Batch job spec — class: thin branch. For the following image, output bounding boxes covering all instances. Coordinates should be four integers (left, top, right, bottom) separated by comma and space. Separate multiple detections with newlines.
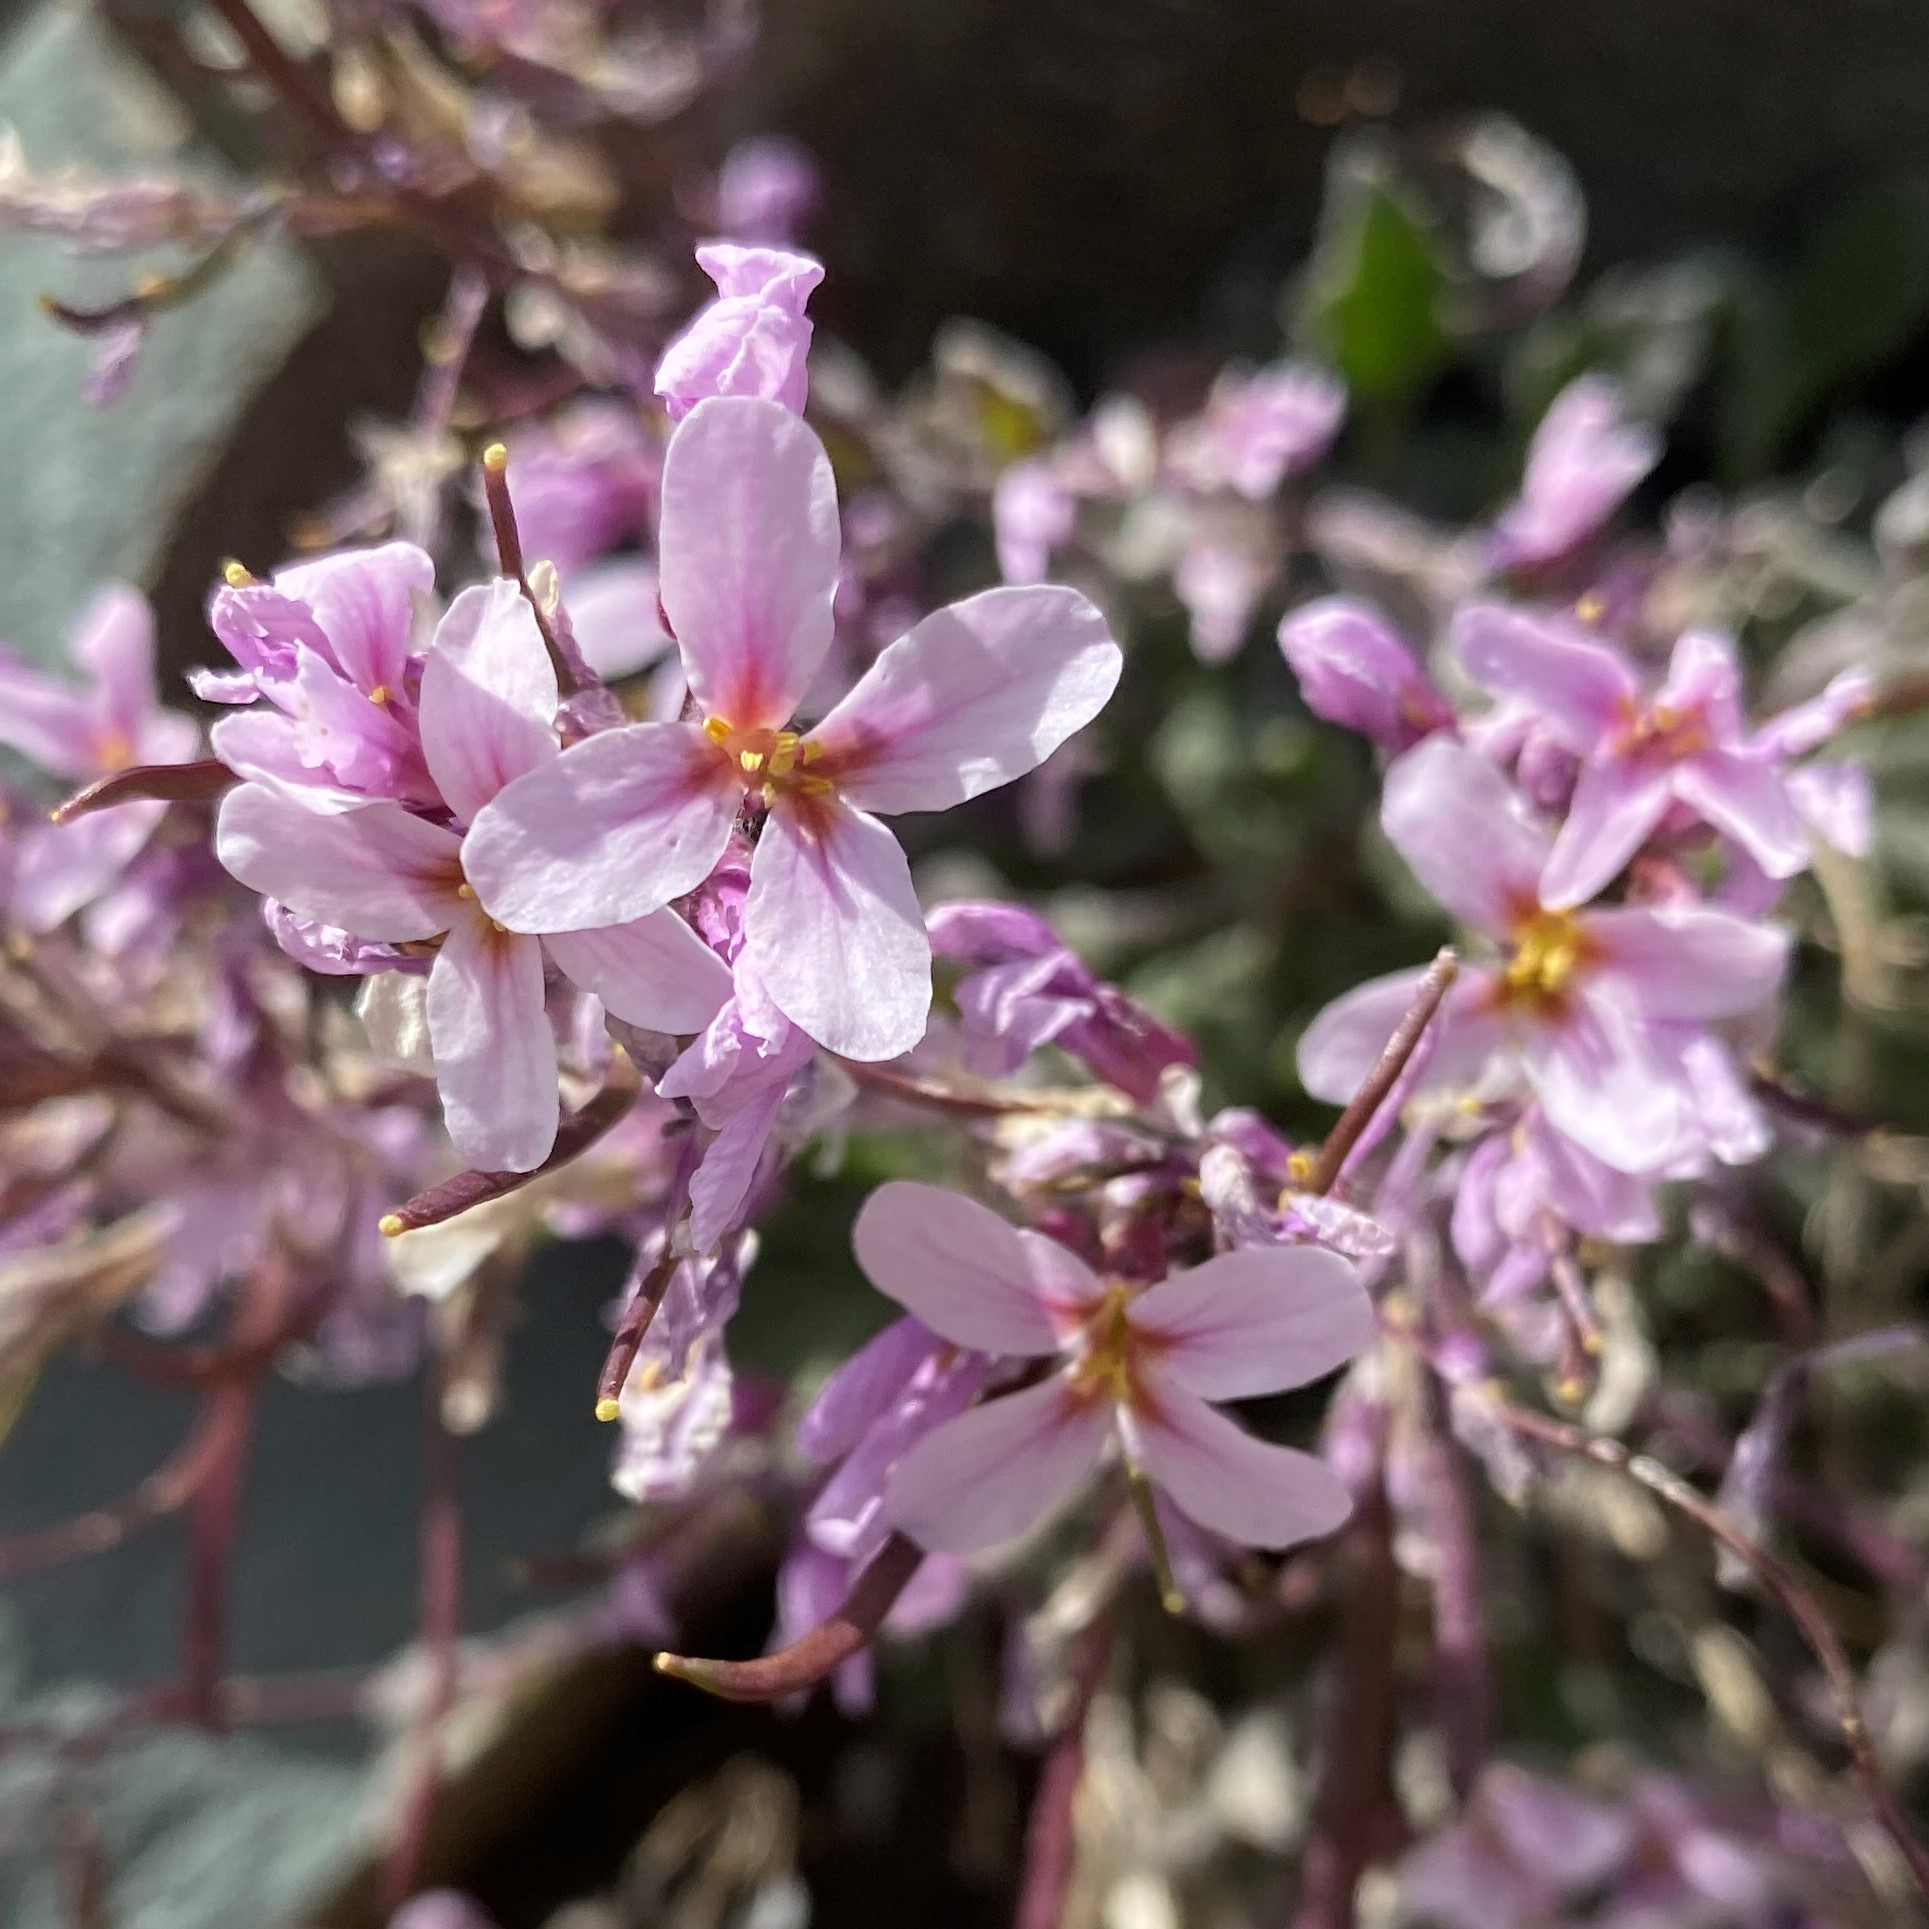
1419, 1373, 1490, 1802
594, 1247, 679, 1422
380, 1053, 641, 1235
1013, 1610, 1114, 1929
1305, 948, 1457, 1197
479, 443, 587, 695
380, 1375, 464, 1915
181, 1383, 256, 1727
654, 1532, 924, 1703
1494, 1399, 1929, 1903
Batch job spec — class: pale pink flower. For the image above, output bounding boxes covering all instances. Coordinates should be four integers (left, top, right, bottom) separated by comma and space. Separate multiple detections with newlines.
1165, 359, 1346, 501
1489, 374, 1659, 571
200, 542, 439, 813
0, 585, 198, 930
462, 396, 1122, 1061
654, 244, 823, 422
851, 1181, 1372, 1555
1298, 736, 1788, 1175
216, 580, 729, 1171
1455, 604, 1812, 907
716, 136, 821, 247
1277, 595, 1453, 753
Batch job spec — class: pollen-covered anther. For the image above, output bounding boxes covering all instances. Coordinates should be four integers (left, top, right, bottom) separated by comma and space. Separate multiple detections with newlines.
367, 684, 392, 706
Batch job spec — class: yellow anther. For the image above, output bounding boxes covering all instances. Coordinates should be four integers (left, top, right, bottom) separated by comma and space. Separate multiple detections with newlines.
798, 774, 835, 798
767, 732, 799, 778
222, 559, 255, 588
799, 739, 822, 764
1574, 590, 1606, 624
761, 781, 778, 807
1285, 1149, 1315, 1186
456, 882, 475, 899
378, 1212, 405, 1238
593, 1395, 621, 1423
702, 716, 732, 745
367, 683, 391, 706
1504, 908, 1584, 1002
481, 441, 510, 475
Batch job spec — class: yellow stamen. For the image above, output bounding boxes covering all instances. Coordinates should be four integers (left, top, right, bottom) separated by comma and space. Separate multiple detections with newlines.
593, 1395, 621, 1423
378, 1212, 405, 1238
1574, 590, 1606, 624
367, 684, 391, 706
702, 716, 732, 745
1504, 907, 1585, 1002
739, 748, 765, 773
456, 882, 475, 899
1285, 1149, 1315, 1186
1127, 1460, 1186, 1616
797, 774, 834, 798
222, 559, 256, 589
481, 441, 509, 475
799, 739, 822, 764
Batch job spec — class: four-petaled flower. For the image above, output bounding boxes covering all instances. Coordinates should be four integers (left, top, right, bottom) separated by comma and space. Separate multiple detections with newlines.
849, 1181, 1373, 1555
216, 579, 729, 1171
1299, 736, 1788, 1174
1455, 605, 1811, 907
460, 395, 1122, 1062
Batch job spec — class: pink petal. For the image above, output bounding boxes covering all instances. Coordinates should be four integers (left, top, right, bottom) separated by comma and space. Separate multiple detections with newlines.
1382, 736, 1550, 935
461, 722, 739, 933
207, 710, 371, 814
1587, 903, 1789, 1022
1673, 750, 1810, 880
10, 809, 160, 932
745, 797, 930, 1060
1128, 1247, 1373, 1401
1123, 1372, 1353, 1549
1519, 987, 1685, 1174
426, 914, 557, 1172
420, 580, 558, 823
885, 1376, 1109, 1554
1297, 968, 1503, 1105
543, 909, 733, 1032
1538, 755, 1672, 909
852, 1180, 1090, 1356
657, 397, 839, 731
273, 543, 433, 698
214, 783, 462, 939
0, 643, 97, 777
68, 585, 157, 743
686, 1079, 788, 1251
1452, 602, 1635, 754
813, 586, 1122, 815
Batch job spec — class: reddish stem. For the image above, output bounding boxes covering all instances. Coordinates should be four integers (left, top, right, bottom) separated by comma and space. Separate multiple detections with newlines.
380, 1380, 464, 1914
182, 1382, 257, 1728
1496, 1400, 1929, 1904
380, 1054, 641, 1235
594, 1248, 679, 1422
50, 759, 235, 824
654, 1532, 924, 1703
1012, 1612, 1114, 1929
1305, 948, 1457, 1197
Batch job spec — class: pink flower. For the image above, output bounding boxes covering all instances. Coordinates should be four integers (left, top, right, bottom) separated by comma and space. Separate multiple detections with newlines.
461, 396, 1122, 1062
992, 457, 1076, 584
1277, 595, 1453, 752
215, 579, 730, 1171
1489, 374, 1659, 571
1298, 736, 1788, 1174
1166, 359, 1346, 501
653, 244, 824, 422
0, 585, 198, 930
716, 136, 821, 247
1455, 604, 1812, 907
849, 1180, 1373, 1555
200, 542, 439, 813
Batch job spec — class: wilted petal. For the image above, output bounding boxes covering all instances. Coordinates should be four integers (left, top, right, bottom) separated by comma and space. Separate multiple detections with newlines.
657, 397, 839, 730
462, 723, 739, 933
814, 587, 1120, 815
886, 1376, 1108, 1554
1297, 968, 1503, 1105
1673, 749, 1810, 880
1452, 602, 1635, 753
1125, 1373, 1353, 1549
1128, 1247, 1373, 1401
686, 1082, 788, 1251
852, 1179, 1087, 1355
426, 914, 557, 1172
745, 797, 930, 1060
273, 542, 433, 698
215, 783, 461, 939
543, 909, 732, 1032
1588, 903, 1789, 1021
1538, 755, 1671, 909
420, 580, 558, 822
1382, 736, 1550, 935
1521, 988, 1684, 1174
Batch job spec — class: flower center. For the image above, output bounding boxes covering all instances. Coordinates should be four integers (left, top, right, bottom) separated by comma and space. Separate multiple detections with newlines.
1499, 907, 1592, 1016
1617, 700, 1708, 763
702, 717, 834, 804
1067, 1282, 1139, 1406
